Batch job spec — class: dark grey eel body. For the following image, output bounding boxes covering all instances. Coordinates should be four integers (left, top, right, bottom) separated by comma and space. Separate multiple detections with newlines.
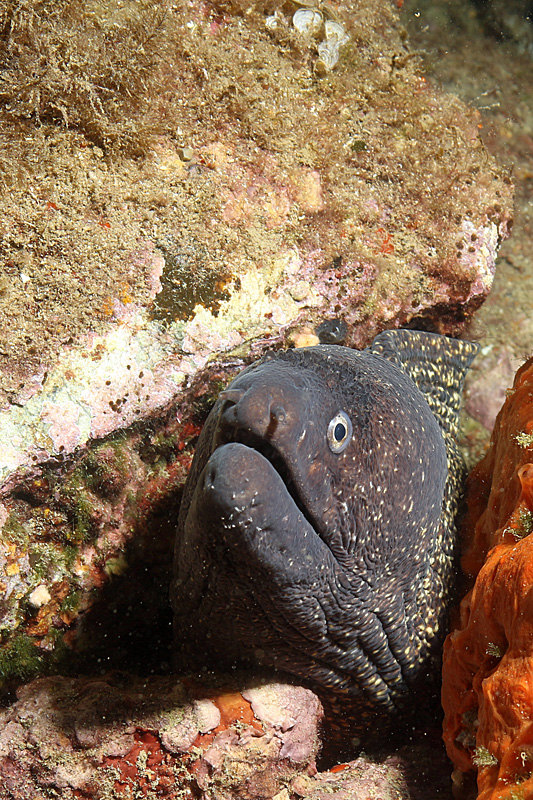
171, 330, 478, 730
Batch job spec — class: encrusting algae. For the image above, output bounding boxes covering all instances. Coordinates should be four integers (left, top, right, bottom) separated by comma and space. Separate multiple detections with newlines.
442, 355, 533, 800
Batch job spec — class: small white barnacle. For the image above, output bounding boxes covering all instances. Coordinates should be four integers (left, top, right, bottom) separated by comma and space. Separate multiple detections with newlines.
327, 410, 352, 453
293, 7, 323, 36
265, 14, 278, 29
324, 18, 349, 45
265, 10, 283, 29
314, 19, 349, 74
314, 40, 340, 75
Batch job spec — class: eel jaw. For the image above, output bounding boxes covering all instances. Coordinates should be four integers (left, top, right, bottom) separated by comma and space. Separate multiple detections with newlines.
186, 442, 414, 713
201, 441, 323, 584
212, 429, 320, 526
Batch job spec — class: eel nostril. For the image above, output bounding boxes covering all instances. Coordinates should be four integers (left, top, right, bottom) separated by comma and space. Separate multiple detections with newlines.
219, 388, 246, 426
221, 403, 238, 425
218, 388, 286, 438
265, 402, 286, 438
270, 404, 286, 423
219, 389, 246, 404
205, 460, 217, 490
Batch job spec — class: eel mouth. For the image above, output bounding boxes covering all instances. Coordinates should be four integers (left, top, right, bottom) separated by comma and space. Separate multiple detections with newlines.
217, 427, 321, 537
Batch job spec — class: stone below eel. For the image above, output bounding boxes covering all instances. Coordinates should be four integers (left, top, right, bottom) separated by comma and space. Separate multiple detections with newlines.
171, 329, 478, 740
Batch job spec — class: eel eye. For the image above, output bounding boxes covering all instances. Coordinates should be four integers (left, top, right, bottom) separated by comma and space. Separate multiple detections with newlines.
327, 411, 352, 453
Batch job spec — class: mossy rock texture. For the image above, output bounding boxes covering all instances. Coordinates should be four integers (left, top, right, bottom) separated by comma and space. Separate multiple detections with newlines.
0, 0, 512, 689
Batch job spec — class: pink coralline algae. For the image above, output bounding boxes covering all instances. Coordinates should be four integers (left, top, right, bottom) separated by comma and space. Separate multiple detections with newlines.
0, 675, 322, 800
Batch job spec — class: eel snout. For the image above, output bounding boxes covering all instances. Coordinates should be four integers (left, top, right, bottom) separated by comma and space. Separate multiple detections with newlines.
215, 362, 313, 448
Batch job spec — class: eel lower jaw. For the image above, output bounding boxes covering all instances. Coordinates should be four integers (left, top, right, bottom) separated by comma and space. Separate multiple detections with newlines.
202, 440, 310, 534
199, 442, 335, 587
212, 428, 328, 542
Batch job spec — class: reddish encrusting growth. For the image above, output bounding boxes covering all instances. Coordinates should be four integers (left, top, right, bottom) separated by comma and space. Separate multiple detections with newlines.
373, 227, 395, 255
442, 355, 533, 799
103, 730, 186, 798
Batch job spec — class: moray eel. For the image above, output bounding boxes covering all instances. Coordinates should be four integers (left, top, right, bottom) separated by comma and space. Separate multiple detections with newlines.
171, 329, 478, 729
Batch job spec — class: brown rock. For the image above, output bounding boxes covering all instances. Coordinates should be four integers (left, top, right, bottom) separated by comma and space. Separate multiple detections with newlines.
0, 674, 322, 800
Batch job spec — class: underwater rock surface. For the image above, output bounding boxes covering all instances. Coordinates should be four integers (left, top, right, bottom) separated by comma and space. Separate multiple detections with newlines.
0, 674, 322, 800
0, 0, 513, 427
0, 672, 452, 799
442, 355, 533, 799
0, 0, 513, 689
0, 0, 513, 478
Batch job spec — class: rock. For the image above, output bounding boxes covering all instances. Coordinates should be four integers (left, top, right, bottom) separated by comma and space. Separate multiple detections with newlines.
0, 672, 454, 799
464, 344, 522, 432
0, 0, 513, 473
293, 758, 412, 799
0, 675, 322, 800
442, 355, 533, 799
293, 741, 452, 799
0, 0, 512, 689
